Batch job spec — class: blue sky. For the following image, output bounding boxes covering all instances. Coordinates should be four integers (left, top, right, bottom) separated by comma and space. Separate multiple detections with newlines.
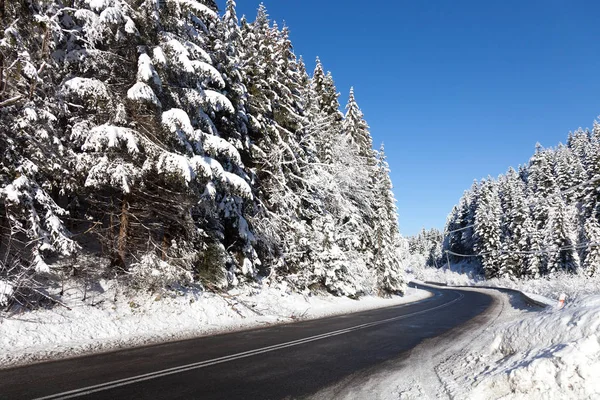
217, 0, 600, 236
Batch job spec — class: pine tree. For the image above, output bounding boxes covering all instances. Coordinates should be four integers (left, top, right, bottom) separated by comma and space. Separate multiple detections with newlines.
474, 179, 502, 278
545, 194, 580, 273
343, 87, 373, 158
0, 0, 77, 278
497, 168, 529, 277
0, 0, 409, 303
372, 144, 405, 294
583, 216, 600, 276
527, 145, 556, 274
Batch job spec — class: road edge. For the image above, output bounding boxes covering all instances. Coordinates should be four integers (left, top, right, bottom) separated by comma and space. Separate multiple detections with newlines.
0, 286, 433, 371
422, 281, 550, 309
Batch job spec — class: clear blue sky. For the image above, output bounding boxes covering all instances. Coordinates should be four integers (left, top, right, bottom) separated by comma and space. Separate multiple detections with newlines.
217, 0, 600, 236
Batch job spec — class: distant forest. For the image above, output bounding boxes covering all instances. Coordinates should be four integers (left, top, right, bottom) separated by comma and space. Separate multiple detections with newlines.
443, 126, 600, 279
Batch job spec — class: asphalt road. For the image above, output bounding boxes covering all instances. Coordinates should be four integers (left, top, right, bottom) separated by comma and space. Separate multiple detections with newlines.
0, 283, 494, 400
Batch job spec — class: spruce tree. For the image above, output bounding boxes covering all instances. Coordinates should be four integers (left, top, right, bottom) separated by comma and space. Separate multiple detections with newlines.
474, 179, 502, 278
372, 144, 404, 294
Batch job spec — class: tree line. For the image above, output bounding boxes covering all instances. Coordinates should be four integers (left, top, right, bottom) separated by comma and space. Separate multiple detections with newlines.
443, 124, 600, 279
0, 0, 404, 307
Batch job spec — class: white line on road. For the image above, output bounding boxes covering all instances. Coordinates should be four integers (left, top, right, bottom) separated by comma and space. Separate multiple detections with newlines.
35, 291, 464, 400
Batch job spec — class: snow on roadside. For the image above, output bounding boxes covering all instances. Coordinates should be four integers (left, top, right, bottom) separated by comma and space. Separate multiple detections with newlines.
402, 262, 600, 398
312, 286, 600, 400
0, 281, 431, 369
406, 258, 600, 303
467, 295, 600, 399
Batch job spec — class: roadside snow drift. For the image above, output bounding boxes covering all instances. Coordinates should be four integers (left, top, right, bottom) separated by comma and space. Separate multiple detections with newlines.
471, 295, 600, 399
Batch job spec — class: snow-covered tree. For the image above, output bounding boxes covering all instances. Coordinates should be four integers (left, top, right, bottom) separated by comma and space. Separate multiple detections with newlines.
0, 0, 409, 304
0, 0, 77, 280
372, 144, 405, 293
343, 87, 373, 158
474, 179, 502, 278
443, 116, 600, 280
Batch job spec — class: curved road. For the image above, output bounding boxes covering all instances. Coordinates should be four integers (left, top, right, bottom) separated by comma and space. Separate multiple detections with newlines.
0, 284, 493, 400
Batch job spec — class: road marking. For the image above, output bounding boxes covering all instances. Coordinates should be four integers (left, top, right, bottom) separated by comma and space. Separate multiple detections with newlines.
35, 291, 464, 400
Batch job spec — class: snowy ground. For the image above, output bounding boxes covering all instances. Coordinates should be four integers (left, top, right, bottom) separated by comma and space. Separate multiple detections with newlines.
335, 258, 600, 400
0, 280, 430, 369
311, 283, 600, 399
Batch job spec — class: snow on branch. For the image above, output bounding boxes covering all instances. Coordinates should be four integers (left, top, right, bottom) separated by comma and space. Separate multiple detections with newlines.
221, 171, 253, 199
84, 157, 140, 193
137, 53, 161, 87
156, 152, 197, 183
192, 62, 225, 88
127, 82, 161, 107
202, 133, 242, 165
204, 90, 234, 114
155, 153, 214, 184
61, 77, 110, 104
74, 123, 140, 154
161, 108, 201, 151
0, 280, 14, 307
168, 0, 218, 21
1, 174, 78, 261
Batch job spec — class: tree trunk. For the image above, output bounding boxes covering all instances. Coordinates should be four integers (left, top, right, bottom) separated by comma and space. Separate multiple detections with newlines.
117, 194, 129, 266
161, 229, 170, 261
0, 0, 5, 97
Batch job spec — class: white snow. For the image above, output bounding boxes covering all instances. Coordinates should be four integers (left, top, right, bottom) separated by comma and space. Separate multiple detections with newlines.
192, 61, 225, 88
61, 77, 109, 103
136, 53, 161, 86
127, 82, 161, 106
0, 282, 430, 368
202, 133, 242, 165
152, 46, 167, 66
0, 177, 26, 204
78, 124, 140, 154
467, 296, 600, 399
221, 171, 252, 199
99, 7, 124, 26
87, 0, 110, 11
188, 155, 214, 179
156, 152, 196, 183
162, 108, 196, 145
347, 259, 600, 400
21, 61, 38, 81
124, 16, 137, 34
84, 157, 138, 193
204, 90, 234, 113
169, 0, 217, 21
162, 38, 196, 73
0, 281, 13, 307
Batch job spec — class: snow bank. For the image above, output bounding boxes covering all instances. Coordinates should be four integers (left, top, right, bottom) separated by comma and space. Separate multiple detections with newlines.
0, 282, 430, 368
469, 295, 600, 399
